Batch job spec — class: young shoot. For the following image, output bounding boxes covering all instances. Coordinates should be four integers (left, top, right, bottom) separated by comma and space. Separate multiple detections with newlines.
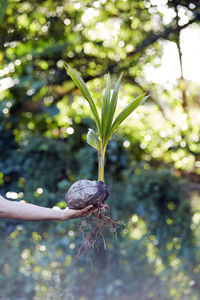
65, 64, 149, 182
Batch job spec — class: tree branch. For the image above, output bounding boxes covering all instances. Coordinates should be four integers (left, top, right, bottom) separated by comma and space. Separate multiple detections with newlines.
127, 16, 200, 57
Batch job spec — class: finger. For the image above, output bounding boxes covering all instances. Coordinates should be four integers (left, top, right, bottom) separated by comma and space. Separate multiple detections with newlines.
91, 207, 98, 214
83, 205, 93, 211
80, 205, 93, 215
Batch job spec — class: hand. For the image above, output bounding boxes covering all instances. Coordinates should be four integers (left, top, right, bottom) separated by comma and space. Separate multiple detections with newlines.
61, 205, 94, 221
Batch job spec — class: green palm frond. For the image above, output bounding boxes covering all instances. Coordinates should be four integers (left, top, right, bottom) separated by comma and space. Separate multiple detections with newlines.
101, 73, 111, 143
87, 129, 100, 151
104, 72, 123, 142
65, 63, 101, 134
105, 94, 148, 142
65, 64, 149, 181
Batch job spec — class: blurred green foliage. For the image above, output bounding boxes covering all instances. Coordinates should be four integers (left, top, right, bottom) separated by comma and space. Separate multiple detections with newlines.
1, 0, 200, 299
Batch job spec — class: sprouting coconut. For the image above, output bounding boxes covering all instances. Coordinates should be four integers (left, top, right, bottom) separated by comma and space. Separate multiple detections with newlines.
65, 180, 109, 210
64, 64, 149, 254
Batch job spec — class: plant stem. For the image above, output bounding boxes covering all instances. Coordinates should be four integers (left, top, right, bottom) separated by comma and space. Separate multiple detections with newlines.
98, 151, 104, 181
98, 146, 106, 182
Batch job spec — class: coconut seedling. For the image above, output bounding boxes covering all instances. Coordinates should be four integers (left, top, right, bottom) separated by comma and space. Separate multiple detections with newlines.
64, 64, 148, 253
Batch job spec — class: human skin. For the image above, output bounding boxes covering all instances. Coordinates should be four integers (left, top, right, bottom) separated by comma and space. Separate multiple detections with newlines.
0, 194, 93, 221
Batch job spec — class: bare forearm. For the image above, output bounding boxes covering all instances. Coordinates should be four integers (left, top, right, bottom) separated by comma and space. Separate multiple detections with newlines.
0, 194, 93, 221
0, 195, 65, 221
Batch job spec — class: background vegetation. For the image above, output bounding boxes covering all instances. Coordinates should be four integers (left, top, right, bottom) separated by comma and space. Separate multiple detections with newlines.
0, 0, 200, 299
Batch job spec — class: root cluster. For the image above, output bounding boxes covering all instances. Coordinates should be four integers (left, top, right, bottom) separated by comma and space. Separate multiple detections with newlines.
77, 204, 121, 258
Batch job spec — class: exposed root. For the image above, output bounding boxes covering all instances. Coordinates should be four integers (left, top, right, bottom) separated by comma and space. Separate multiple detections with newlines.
76, 204, 122, 259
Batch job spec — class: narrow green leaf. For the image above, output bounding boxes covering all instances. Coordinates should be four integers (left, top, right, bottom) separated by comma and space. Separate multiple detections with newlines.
106, 94, 149, 141
87, 128, 100, 151
101, 73, 111, 142
105, 73, 123, 139
65, 63, 101, 133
